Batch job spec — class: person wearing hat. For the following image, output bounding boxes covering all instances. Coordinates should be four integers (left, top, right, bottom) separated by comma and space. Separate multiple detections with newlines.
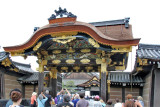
93, 95, 102, 107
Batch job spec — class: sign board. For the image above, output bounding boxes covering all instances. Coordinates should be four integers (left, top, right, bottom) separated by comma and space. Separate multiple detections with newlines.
85, 91, 90, 96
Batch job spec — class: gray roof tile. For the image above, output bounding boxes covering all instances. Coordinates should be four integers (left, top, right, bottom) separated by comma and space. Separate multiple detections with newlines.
13, 61, 34, 73
0, 52, 9, 61
18, 72, 39, 82
137, 44, 160, 60
109, 72, 143, 83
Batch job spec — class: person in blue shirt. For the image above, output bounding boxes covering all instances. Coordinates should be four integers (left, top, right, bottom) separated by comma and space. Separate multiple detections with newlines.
57, 95, 73, 107
71, 94, 79, 107
37, 92, 48, 107
137, 96, 144, 107
57, 89, 71, 105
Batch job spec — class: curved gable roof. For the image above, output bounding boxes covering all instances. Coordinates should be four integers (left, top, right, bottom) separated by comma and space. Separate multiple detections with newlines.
4, 18, 140, 52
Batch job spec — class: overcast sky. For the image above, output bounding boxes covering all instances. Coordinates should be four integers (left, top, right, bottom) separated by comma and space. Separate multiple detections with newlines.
0, 0, 159, 71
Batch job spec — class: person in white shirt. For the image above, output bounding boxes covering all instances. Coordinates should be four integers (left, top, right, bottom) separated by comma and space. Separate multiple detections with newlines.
114, 98, 122, 107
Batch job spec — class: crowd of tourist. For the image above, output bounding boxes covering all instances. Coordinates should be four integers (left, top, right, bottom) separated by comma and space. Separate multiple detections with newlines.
5, 88, 144, 107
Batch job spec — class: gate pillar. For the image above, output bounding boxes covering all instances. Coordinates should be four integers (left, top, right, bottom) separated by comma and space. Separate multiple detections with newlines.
100, 51, 107, 102
50, 68, 58, 98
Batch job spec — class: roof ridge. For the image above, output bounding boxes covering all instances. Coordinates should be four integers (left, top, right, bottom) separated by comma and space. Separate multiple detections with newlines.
89, 17, 130, 28
139, 43, 160, 50
12, 61, 31, 68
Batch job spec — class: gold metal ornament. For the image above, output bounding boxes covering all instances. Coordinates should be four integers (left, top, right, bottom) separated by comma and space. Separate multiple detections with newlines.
10, 51, 24, 56
93, 77, 98, 81
101, 61, 107, 73
85, 66, 93, 72
81, 49, 91, 53
115, 66, 125, 71
49, 71, 53, 78
107, 80, 111, 93
52, 50, 61, 54
53, 36, 76, 44
113, 62, 117, 65
111, 46, 132, 52
33, 41, 42, 51
41, 50, 48, 56
136, 67, 143, 72
66, 59, 75, 64
98, 66, 101, 71
61, 67, 68, 72
96, 59, 102, 64
102, 58, 106, 63
61, 67, 68, 70
52, 60, 61, 64
39, 62, 44, 73
50, 67, 58, 79
53, 70, 57, 79
66, 47, 75, 53
73, 66, 80, 72
42, 60, 47, 65
1, 58, 12, 67
10, 68, 19, 72
88, 38, 100, 48
80, 59, 90, 64
96, 49, 102, 54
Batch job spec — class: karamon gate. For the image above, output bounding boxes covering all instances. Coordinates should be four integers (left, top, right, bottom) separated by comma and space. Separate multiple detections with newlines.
3, 8, 140, 102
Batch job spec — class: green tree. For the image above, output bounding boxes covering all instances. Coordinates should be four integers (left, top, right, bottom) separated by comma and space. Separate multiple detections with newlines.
64, 81, 76, 94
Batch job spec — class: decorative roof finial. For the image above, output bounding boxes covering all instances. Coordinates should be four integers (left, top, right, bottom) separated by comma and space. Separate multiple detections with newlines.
48, 7, 77, 20
124, 17, 130, 28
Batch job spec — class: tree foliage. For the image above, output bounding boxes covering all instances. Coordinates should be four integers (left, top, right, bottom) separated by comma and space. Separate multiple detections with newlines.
62, 81, 76, 93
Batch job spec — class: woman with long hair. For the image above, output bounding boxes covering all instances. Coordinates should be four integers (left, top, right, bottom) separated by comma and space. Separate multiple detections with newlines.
124, 100, 135, 107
